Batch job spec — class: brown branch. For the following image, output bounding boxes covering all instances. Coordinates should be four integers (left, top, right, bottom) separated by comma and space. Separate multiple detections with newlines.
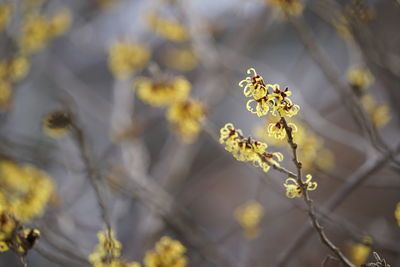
276, 143, 400, 266
280, 117, 354, 267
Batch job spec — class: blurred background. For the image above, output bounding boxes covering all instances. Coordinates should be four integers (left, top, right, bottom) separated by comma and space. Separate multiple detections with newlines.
0, 0, 399, 266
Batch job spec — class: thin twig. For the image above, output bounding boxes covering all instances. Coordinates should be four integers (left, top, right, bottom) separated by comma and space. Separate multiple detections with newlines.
276, 143, 400, 266
321, 255, 339, 267
280, 117, 354, 267
72, 123, 111, 231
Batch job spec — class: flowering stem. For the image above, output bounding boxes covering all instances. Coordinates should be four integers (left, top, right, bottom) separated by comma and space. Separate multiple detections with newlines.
280, 117, 355, 267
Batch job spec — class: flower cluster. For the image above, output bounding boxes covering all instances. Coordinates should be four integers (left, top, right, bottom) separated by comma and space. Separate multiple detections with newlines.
219, 123, 283, 172
108, 41, 150, 78
166, 98, 205, 142
0, 208, 41, 253
256, 117, 334, 171
0, 4, 70, 110
146, 12, 189, 43
136, 76, 191, 107
240, 68, 299, 118
265, 0, 304, 17
42, 111, 73, 138
19, 10, 72, 55
135, 71, 205, 142
144, 236, 188, 267
234, 200, 264, 239
283, 174, 317, 198
0, 161, 54, 223
89, 230, 140, 267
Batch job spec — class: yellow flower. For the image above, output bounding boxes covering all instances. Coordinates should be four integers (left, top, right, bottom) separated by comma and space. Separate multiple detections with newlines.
146, 12, 189, 43
266, 0, 304, 17
234, 200, 264, 240
283, 174, 317, 198
267, 120, 297, 140
395, 202, 400, 226
48, 8, 72, 37
349, 237, 372, 266
166, 98, 205, 142
256, 117, 334, 171
239, 68, 268, 100
89, 229, 140, 267
0, 80, 11, 110
0, 161, 54, 222
268, 84, 299, 117
360, 94, 391, 128
220, 123, 283, 172
0, 241, 8, 252
162, 47, 198, 71
0, 4, 11, 32
42, 111, 73, 138
347, 67, 374, 91
144, 236, 187, 267
19, 14, 51, 54
246, 97, 271, 117
108, 41, 150, 78
135, 76, 191, 107
240, 68, 299, 118
0, 56, 30, 82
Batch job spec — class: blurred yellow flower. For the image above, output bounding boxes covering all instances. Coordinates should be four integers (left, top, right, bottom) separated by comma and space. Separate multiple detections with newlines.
135, 76, 191, 107
234, 200, 264, 239
166, 98, 205, 142
347, 67, 374, 91
266, 0, 304, 17
360, 94, 391, 128
0, 161, 54, 222
0, 80, 11, 110
48, 8, 72, 37
146, 12, 189, 43
0, 4, 11, 32
108, 41, 150, 78
89, 229, 141, 267
19, 14, 51, 54
0, 56, 30, 82
349, 237, 372, 266
144, 236, 187, 267
163, 47, 198, 71
395, 202, 400, 226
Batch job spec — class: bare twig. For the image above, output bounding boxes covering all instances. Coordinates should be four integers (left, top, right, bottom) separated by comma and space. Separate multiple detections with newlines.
276, 143, 400, 266
280, 117, 354, 267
